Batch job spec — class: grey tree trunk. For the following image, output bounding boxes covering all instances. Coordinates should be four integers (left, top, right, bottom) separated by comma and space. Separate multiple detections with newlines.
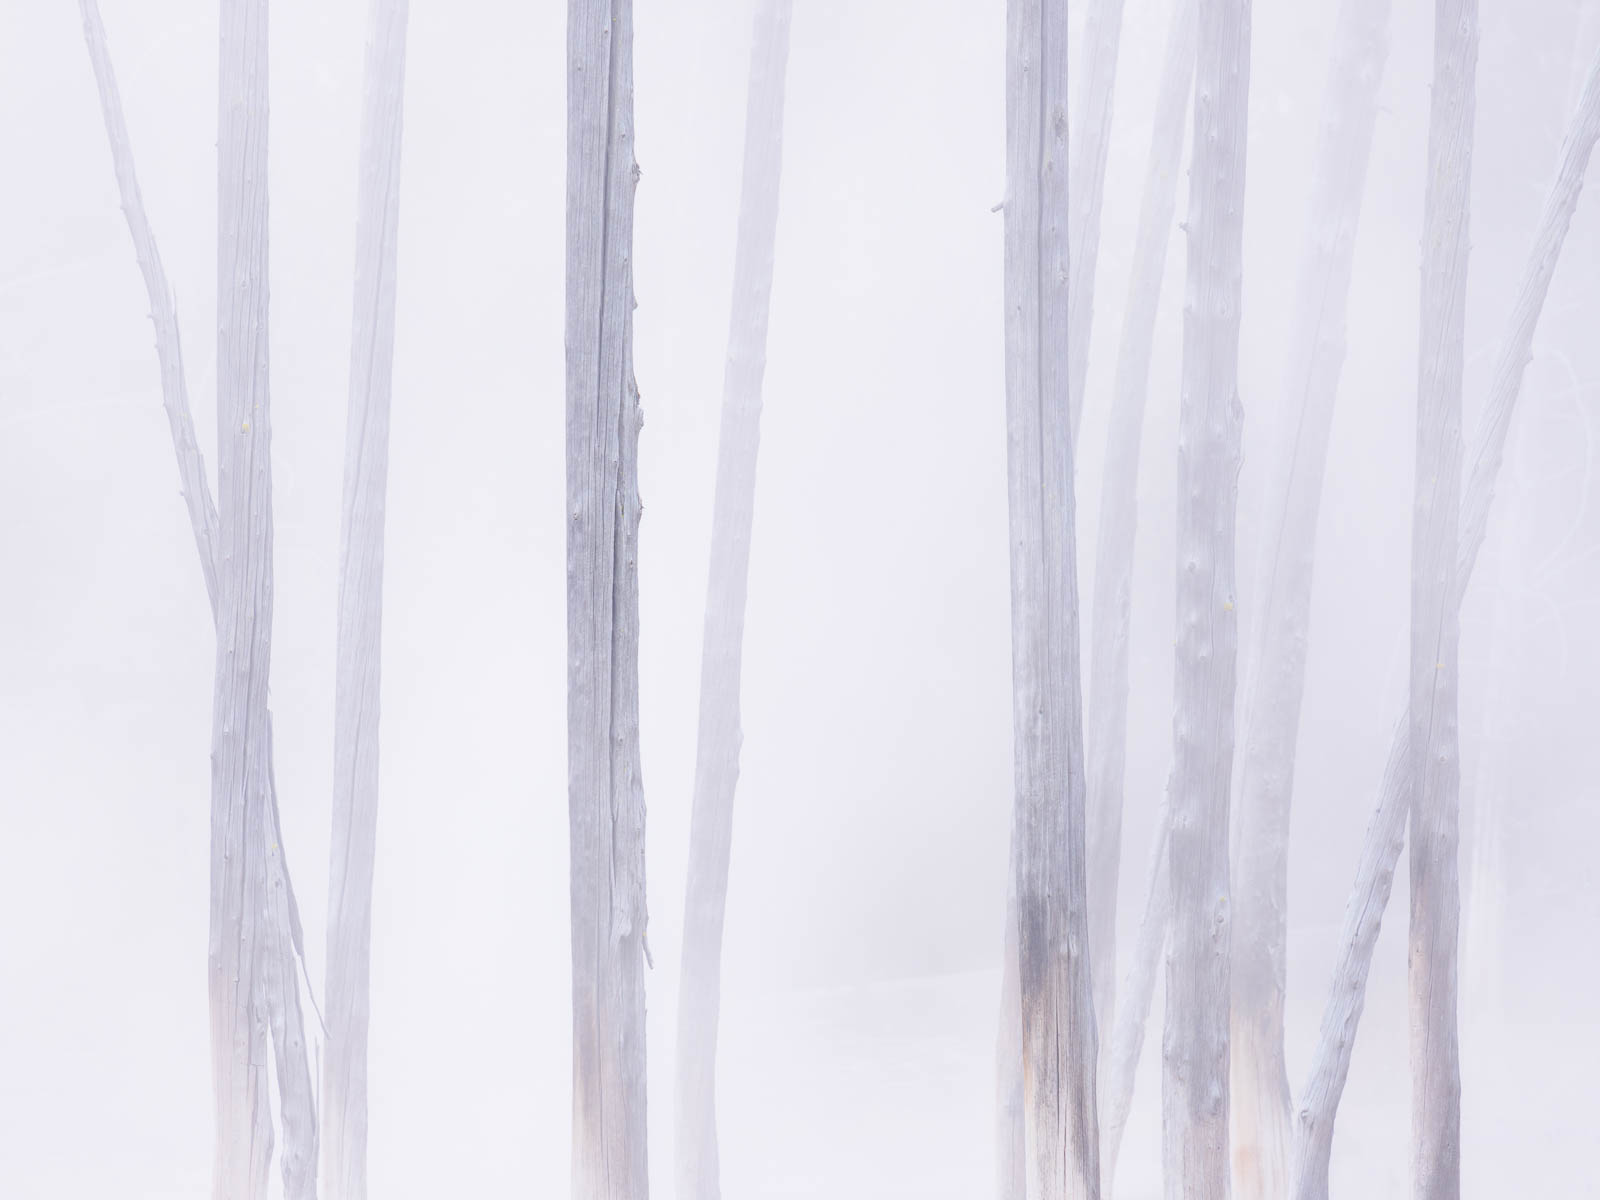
209, 2, 279, 1197
1002, 2, 1100, 1197
1227, 3, 1392, 1197
567, 2, 649, 1198
674, 6, 793, 1198
1163, 0, 1250, 1196
1408, 5, 1475, 1196
322, 4, 410, 1198
1290, 42, 1600, 1200
1083, 0, 1195, 1085
1065, 0, 1128, 439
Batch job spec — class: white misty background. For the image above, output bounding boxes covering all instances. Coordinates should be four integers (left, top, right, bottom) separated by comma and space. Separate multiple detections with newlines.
1, 2, 1597, 1198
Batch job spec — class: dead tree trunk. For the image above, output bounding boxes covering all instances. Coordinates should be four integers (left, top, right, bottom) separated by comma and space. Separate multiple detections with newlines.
322, 4, 410, 1198
1290, 41, 1600, 1200
1083, 0, 1195, 1090
674, 6, 793, 1198
1227, 3, 1392, 1197
1164, 0, 1251, 1196
1408, 5, 1475, 1196
567, 2, 649, 1198
1002, 1, 1100, 1195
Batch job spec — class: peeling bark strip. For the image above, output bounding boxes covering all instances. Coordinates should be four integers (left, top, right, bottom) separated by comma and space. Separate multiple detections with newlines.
1164, 0, 1250, 1197
1408, 4, 1474, 1197
322, 4, 410, 1198
567, 2, 649, 1198
1002, 2, 1101, 1197
1083, 0, 1195, 1097
1227, 2, 1392, 1196
209, 2, 278, 1198
674, 3, 793, 1199
1290, 42, 1600, 1200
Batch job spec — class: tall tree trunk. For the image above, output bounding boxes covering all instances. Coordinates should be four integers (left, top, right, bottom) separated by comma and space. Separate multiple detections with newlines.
1290, 42, 1600, 1200
1164, 0, 1250, 1197
1227, 3, 1392, 1197
1408, 5, 1475, 1197
1083, 0, 1195, 1088
1002, 2, 1100, 1197
567, 2, 649, 1198
209, 2, 278, 1197
1065, 0, 1128, 438
322, 4, 410, 1198
674, 6, 793, 1198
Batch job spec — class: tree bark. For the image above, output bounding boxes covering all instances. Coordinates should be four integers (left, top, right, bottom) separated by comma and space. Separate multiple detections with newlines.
1002, 1, 1101, 1196
567, 2, 649, 1197
1407, 5, 1475, 1196
1227, 4, 1392, 1197
1164, 1, 1250, 1197
1065, 0, 1129, 438
674, 6, 793, 1198
209, 2, 279, 1197
1083, 0, 1195, 1090
1290, 41, 1600, 1200
322, 4, 410, 1198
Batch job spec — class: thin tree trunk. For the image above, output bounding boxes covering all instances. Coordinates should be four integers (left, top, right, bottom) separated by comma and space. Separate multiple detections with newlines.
1065, 0, 1129, 438
1101, 794, 1172, 1194
1290, 43, 1600, 1200
674, 6, 793, 1198
1227, 4, 1392, 1197
210, 2, 278, 1197
1083, 0, 1195, 1088
996, 866, 1027, 1200
322, 4, 410, 1198
81, 7, 319, 1195
567, 2, 649, 1197
1164, 0, 1250, 1196
1002, 2, 1100, 1196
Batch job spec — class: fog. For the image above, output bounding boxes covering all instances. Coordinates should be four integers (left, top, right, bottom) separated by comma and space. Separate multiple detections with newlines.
1, 1, 1596, 1197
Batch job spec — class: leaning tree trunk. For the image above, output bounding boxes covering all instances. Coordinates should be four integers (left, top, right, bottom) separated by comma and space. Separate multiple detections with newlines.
1289, 38, 1600, 1200
1227, 3, 1392, 1196
1408, 5, 1475, 1197
567, 2, 649, 1198
322, 4, 410, 1198
209, 2, 279, 1197
1164, 0, 1250, 1197
1001, 1, 1100, 1197
1082, 0, 1195, 1096
675, 5, 793, 1198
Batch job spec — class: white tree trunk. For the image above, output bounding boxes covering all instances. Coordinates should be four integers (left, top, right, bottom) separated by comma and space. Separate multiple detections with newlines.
674, 6, 792, 1198
1227, 3, 1392, 1197
322, 4, 410, 1198
1083, 0, 1195, 1086
209, 2, 278, 1197
1408, 5, 1475, 1196
1290, 43, 1600, 1200
1164, 1, 1250, 1197
567, 2, 649, 1197
1002, 2, 1100, 1196
1101, 793, 1172, 1194
1065, 0, 1128, 438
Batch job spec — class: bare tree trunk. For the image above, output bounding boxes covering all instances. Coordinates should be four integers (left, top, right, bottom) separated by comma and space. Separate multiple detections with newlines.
322, 5, 410, 1198
567, 2, 649, 1197
674, 6, 793, 1198
1101, 794, 1172, 1194
996, 867, 1028, 1200
1227, 4, 1391, 1197
1002, 2, 1100, 1196
1065, 0, 1128, 438
1290, 43, 1600, 1200
209, 3, 278, 1197
1408, 6, 1475, 1196
1164, 1, 1250, 1196
1083, 0, 1195, 1089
